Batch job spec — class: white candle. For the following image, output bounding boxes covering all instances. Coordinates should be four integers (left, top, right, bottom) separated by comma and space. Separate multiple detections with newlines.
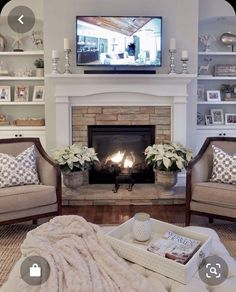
182, 50, 188, 59
52, 50, 59, 58
64, 38, 70, 50
170, 38, 176, 50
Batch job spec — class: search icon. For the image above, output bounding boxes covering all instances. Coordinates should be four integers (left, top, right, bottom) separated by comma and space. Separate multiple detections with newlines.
210, 267, 217, 275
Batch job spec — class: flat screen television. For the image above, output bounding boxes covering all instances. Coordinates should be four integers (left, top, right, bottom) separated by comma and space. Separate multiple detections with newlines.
76, 16, 162, 67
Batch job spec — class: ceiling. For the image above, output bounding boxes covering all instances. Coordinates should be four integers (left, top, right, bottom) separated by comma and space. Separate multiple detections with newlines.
78, 17, 152, 36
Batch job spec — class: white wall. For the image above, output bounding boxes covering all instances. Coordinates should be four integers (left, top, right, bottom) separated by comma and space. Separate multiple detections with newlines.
43, 0, 199, 152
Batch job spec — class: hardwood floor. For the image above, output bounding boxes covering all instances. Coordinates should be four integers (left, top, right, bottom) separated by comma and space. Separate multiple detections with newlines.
62, 205, 186, 225
62, 205, 226, 226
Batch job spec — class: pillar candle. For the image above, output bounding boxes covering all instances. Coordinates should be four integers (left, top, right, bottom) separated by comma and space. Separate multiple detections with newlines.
182, 50, 188, 59
170, 38, 176, 50
64, 38, 70, 50
52, 50, 59, 58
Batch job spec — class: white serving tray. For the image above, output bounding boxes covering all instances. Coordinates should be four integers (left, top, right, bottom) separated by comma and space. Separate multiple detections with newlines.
105, 218, 212, 284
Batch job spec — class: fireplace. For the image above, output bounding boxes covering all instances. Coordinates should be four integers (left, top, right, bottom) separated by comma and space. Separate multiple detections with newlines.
88, 125, 155, 184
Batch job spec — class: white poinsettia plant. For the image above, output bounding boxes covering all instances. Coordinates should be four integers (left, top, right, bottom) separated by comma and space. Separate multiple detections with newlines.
52, 143, 99, 174
144, 142, 193, 172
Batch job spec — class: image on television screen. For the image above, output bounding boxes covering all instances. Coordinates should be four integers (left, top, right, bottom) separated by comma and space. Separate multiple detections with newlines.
76, 16, 162, 66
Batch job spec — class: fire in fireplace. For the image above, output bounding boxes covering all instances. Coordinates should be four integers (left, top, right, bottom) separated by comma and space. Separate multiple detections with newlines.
88, 125, 155, 185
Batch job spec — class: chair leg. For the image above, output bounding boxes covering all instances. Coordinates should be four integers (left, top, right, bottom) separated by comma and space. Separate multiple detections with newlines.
185, 211, 191, 226
32, 218, 38, 225
209, 217, 214, 223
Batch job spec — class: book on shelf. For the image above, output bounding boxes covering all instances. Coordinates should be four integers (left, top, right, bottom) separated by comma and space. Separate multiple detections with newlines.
147, 230, 201, 264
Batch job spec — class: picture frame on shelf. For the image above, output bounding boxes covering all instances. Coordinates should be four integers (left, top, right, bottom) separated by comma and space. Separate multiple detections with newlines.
205, 115, 213, 125
211, 109, 224, 125
206, 90, 221, 102
197, 85, 205, 101
0, 86, 11, 102
225, 113, 236, 125
33, 85, 44, 101
14, 85, 29, 102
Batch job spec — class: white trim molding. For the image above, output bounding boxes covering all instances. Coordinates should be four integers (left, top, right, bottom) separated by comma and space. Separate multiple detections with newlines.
47, 74, 196, 146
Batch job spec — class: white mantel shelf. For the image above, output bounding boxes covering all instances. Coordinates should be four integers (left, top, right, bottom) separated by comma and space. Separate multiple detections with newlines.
47, 73, 196, 147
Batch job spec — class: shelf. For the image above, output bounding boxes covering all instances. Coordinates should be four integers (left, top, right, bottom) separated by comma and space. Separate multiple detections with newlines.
0, 126, 46, 130
198, 51, 236, 56
0, 51, 44, 56
198, 76, 236, 80
197, 101, 236, 105
0, 77, 44, 81
197, 125, 236, 130
0, 102, 45, 105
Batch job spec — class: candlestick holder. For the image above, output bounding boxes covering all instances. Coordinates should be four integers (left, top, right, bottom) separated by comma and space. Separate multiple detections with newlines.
181, 58, 189, 74
64, 49, 72, 74
168, 49, 177, 74
51, 57, 60, 74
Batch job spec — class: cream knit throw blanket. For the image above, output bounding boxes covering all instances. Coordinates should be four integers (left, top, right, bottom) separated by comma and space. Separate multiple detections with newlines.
16, 215, 156, 292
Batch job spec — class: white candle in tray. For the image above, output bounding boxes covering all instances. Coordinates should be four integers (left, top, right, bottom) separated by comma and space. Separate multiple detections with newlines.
64, 38, 70, 50
170, 38, 176, 50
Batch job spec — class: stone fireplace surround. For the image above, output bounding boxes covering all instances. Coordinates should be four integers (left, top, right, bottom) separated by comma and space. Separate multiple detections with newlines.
48, 73, 195, 147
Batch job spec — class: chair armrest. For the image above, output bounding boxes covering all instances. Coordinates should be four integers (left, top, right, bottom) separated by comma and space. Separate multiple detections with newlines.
34, 139, 61, 211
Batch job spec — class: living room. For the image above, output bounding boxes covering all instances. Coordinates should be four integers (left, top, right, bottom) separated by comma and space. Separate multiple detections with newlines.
0, 0, 236, 291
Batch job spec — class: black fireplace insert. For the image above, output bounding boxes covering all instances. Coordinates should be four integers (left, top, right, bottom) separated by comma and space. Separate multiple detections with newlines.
88, 125, 155, 184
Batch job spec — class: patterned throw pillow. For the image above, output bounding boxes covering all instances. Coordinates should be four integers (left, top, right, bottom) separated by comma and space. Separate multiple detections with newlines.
210, 145, 236, 184
0, 145, 40, 188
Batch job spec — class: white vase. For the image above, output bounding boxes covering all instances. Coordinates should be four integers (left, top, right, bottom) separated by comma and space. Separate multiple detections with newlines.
63, 171, 83, 189
36, 68, 44, 77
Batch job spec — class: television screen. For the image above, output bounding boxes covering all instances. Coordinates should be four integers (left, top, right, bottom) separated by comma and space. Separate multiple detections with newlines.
76, 16, 162, 67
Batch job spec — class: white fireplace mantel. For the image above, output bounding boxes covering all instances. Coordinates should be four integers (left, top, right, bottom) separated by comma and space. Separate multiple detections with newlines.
47, 73, 196, 146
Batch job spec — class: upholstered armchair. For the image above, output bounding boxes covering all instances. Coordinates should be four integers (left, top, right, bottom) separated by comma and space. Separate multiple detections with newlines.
186, 137, 236, 226
0, 138, 61, 225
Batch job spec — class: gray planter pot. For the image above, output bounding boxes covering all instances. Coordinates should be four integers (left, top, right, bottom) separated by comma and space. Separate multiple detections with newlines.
63, 171, 83, 189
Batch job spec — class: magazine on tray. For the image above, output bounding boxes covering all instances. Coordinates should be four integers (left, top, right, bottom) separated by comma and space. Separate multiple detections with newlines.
147, 230, 201, 264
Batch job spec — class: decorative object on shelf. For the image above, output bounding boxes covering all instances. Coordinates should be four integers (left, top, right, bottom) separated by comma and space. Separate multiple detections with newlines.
64, 38, 72, 74
214, 64, 236, 77
14, 67, 33, 77
197, 85, 205, 101
52, 50, 60, 74
0, 61, 9, 76
14, 85, 29, 102
15, 118, 45, 126
52, 143, 99, 189
0, 114, 10, 125
197, 112, 204, 125
211, 108, 224, 125
198, 57, 212, 75
180, 50, 189, 74
0, 34, 6, 51
225, 113, 236, 125
132, 213, 152, 242
220, 84, 233, 99
220, 32, 236, 52
12, 34, 24, 52
0, 86, 11, 102
168, 38, 177, 75
144, 142, 192, 195
33, 85, 44, 101
199, 34, 216, 52
34, 58, 44, 77
205, 115, 213, 125
31, 31, 43, 49
206, 90, 221, 102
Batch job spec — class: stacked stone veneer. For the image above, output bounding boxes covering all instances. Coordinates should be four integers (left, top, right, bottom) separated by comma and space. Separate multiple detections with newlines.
72, 106, 171, 145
